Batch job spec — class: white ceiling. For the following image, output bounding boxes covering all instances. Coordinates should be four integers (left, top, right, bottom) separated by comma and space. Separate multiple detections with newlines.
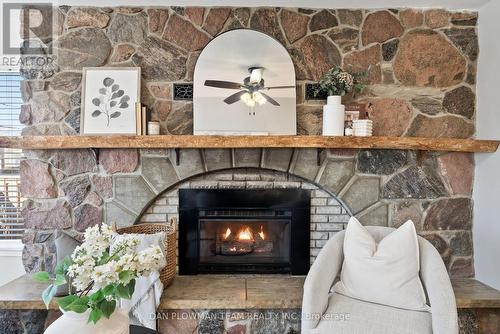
42, 0, 491, 10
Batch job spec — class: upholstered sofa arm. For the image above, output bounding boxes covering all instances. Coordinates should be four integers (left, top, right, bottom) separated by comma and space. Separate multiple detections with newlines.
301, 231, 345, 332
418, 237, 459, 334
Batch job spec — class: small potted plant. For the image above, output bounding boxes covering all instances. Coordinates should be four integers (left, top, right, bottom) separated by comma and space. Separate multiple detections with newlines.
34, 224, 166, 333
315, 66, 369, 136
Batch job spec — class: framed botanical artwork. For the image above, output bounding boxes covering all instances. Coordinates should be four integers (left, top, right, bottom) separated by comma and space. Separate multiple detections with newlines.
80, 67, 141, 135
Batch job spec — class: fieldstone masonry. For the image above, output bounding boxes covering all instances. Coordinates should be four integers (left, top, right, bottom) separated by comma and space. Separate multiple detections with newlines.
16, 7, 482, 332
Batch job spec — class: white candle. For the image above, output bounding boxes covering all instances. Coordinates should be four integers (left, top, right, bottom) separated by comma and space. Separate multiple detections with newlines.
147, 121, 160, 135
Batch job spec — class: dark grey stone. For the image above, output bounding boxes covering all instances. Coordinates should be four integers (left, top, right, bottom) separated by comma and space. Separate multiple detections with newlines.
411, 96, 444, 116
250, 309, 285, 334
449, 231, 473, 256
0, 310, 23, 334
382, 166, 448, 199
65, 108, 81, 133
50, 72, 82, 92
443, 86, 476, 119
198, 310, 224, 334
141, 157, 179, 192
59, 175, 91, 207
20, 310, 48, 334
357, 149, 410, 175
458, 309, 478, 334
443, 28, 478, 61
166, 102, 193, 135
382, 39, 399, 61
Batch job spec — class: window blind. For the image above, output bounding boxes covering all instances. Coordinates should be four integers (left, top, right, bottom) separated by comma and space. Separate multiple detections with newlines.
0, 72, 24, 240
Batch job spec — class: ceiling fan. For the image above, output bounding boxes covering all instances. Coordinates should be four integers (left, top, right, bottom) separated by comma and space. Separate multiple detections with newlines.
204, 67, 295, 108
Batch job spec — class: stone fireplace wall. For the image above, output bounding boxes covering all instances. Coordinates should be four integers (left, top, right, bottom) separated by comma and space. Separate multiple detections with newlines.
20, 6, 477, 278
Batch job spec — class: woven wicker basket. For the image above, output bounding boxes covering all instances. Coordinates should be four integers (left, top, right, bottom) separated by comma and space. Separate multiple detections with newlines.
115, 219, 177, 287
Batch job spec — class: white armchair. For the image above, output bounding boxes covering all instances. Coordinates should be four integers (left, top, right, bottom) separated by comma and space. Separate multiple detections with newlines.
302, 226, 458, 334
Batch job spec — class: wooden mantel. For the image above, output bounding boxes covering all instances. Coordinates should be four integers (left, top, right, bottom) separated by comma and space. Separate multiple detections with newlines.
0, 135, 498, 153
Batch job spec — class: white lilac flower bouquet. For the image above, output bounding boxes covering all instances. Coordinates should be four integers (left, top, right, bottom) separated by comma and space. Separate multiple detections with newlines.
34, 224, 166, 324
314, 65, 370, 97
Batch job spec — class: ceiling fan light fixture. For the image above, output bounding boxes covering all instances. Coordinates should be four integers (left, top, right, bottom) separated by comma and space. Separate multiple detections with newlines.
249, 67, 264, 84
253, 92, 267, 106
240, 92, 256, 107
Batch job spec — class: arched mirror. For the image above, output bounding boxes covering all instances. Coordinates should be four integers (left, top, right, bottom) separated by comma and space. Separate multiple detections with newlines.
193, 29, 296, 135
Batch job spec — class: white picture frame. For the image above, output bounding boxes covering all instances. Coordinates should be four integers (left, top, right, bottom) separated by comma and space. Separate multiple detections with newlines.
80, 67, 141, 135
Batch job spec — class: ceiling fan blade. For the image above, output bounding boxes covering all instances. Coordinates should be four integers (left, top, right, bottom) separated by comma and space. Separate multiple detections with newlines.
204, 80, 242, 89
224, 90, 247, 104
260, 92, 280, 106
264, 85, 296, 90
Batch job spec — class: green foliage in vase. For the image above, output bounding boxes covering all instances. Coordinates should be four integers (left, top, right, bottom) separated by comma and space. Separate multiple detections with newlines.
314, 66, 371, 97
91, 78, 130, 127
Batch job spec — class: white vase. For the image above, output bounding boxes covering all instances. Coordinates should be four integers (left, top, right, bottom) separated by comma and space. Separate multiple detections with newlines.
44, 308, 129, 334
322, 96, 345, 136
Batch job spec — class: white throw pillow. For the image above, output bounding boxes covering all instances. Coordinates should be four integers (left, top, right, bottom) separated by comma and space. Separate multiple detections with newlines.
333, 217, 429, 311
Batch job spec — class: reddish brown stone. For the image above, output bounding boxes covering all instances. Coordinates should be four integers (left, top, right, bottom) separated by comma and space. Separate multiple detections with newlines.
406, 114, 474, 139
477, 309, 500, 334
291, 35, 341, 81
99, 149, 138, 174
66, 8, 110, 28
50, 72, 82, 92
399, 9, 423, 28
29, 91, 71, 124
425, 9, 451, 29
449, 257, 474, 278
280, 10, 309, 44
163, 14, 210, 51
337, 9, 363, 27
148, 9, 169, 35
343, 45, 381, 84
438, 152, 474, 195
74, 204, 102, 232
309, 10, 338, 32
20, 160, 57, 198
362, 11, 404, 45
85, 191, 103, 207
226, 324, 246, 334
50, 149, 97, 176
365, 98, 412, 136
185, 7, 205, 26
22, 199, 72, 230
234, 8, 251, 26
19, 104, 31, 125
423, 198, 472, 231
91, 174, 113, 199
152, 100, 172, 122
394, 30, 466, 87
110, 44, 135, 63
422, 233, 450, 256
158, 310, 198, 334
203, 8, 231, 36
250, 9, 286, 45
149, 84, 171, 99
185, 51, 200, 81
328, 27, 359, 53
391, 201, 423, 230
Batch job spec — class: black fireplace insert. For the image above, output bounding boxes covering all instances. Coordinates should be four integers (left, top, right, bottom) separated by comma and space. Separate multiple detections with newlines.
178, 189, 310, 275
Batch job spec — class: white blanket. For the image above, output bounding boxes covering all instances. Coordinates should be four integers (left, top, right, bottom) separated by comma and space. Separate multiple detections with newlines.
120, 271, 164, 330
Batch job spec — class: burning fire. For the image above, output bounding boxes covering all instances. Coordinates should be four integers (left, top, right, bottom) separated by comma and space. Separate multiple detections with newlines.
223, 226, 265, 241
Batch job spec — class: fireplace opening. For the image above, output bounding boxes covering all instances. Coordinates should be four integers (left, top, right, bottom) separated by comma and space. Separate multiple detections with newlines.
179, 189, 310, 275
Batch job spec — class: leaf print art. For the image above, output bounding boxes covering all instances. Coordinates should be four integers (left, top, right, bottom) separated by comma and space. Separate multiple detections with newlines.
91, 77, 130, 126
